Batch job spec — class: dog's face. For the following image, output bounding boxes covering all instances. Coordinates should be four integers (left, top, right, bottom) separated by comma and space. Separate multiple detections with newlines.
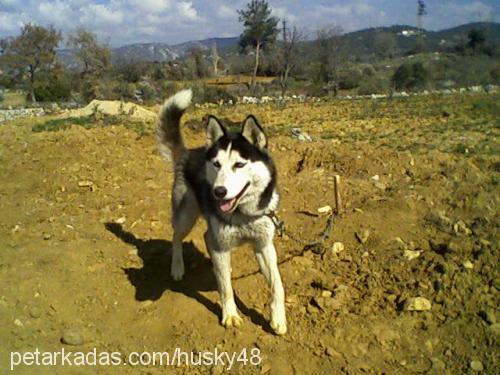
205, 115, 272, 214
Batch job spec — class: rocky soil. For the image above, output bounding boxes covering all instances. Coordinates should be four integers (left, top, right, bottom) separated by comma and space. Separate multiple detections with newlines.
0, 92, 498, 374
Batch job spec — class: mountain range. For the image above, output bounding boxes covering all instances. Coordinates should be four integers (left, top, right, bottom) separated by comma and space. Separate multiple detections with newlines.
57, 22, 499, 67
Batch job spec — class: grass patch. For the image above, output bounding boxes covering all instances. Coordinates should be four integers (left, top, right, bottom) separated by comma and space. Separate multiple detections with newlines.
0, 92, 27, 108
32, 114, 153, 135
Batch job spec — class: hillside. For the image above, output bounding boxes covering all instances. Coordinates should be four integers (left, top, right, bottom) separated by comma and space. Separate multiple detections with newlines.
56, 22, 498, 67
57, 37, 240, 67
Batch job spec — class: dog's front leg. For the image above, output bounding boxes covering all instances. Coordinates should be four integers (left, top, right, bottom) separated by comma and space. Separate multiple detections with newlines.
205, 232, 242, 328
255, 241, 287, 335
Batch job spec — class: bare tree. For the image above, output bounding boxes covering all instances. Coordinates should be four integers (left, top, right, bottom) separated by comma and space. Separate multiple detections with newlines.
278, 20, 303, 97
210, 42, 221, 76
0, 23, 62, 102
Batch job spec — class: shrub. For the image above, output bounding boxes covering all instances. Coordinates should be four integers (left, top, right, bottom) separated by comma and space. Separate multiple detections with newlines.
137, 82, 157, 103
191, 84, 237, 104
357, 76, 388, 95
113, 82, 136, 101
491, 65, 500, 85
392, 61, 430, 91
159, 81, 180, 98
338, 69, 363, 90
33, 78, 72, 102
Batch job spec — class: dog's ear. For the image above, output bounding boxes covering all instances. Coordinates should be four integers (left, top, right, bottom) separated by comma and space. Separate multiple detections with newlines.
242, 115, 267, 149
206, 115, 226, 146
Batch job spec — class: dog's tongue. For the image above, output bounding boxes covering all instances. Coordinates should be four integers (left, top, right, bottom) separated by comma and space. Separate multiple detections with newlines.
219, 198, 236, 213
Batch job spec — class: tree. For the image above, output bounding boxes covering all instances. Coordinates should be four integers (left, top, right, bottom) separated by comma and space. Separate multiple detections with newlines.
68, 28, 111, 100
0, 23, 62, 102
238, 0, 278, 90
315, 26, 343, 95
68, 28, 111, 79
392, 61, 429, 91
210, 42, 221, 76
189, 46, 209, 79
467, 29, 486, 54
374, 31, 399, 59
278, 20, 303, 97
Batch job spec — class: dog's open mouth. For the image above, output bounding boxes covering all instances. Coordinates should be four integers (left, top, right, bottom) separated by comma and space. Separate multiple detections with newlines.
217, 182, 250, 213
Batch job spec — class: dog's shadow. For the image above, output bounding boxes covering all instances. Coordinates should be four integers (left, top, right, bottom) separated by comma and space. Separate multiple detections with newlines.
104, 223, 271, 332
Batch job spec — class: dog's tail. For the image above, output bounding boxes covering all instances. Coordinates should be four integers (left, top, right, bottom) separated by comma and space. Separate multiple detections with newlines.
157, 89, 192, 161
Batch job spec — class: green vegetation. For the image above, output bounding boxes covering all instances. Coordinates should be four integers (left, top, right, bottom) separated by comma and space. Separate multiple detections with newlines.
0, 4, 498, 103
32, 114, 151, 135
392, 61, 430, 91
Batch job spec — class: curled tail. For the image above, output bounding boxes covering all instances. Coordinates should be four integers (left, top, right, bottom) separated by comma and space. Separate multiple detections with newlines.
157, 89, 192, 161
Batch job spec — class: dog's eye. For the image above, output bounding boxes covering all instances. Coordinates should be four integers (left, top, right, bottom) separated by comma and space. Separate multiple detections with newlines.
212, 161, 221, 168
233, 162, 246, 169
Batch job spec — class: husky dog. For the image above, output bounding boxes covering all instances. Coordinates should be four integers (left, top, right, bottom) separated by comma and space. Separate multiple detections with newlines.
157, 89, 287, 335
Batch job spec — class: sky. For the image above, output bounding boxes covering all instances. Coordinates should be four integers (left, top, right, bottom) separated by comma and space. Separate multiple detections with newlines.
0, 0, 498, 47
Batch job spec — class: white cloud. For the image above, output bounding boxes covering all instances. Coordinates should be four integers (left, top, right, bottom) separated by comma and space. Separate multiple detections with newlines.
0, 1, 498, 46
217, 4, 236, 19
463, 1, 494, 20
82, 4, 124, 25
272, 6, 297, 23
128, 0, 171, 13
38, 1, 73, 27
429, 1, 495, 30
177, 1, 200, 21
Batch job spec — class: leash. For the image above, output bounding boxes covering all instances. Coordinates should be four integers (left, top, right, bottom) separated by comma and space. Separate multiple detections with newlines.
265, 210, 336, 248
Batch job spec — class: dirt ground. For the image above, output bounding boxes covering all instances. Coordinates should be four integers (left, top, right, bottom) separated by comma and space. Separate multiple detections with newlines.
0, 93, 498, 374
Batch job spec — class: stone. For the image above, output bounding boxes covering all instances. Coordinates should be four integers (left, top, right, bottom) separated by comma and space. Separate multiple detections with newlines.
306, 303, 320, 314
29, 306, 41, 319
480, 310, 496, 325
470, 360, 483, 372
317, 205, 332, 214
61, 329, 84, 346
404, 250, 422, 261
331, 242, 345, 254
462, 260, 474, 270
404, 297, 432, 311
453, 221, 472, 236
321, 290, 332, 298
431, 358, 446, 371
293, 256, 314, 267
374, 181, 387, 191
425, 211, 452, 231
77, 180, 93, 187
356, 230, 370, 245
489, 323, 500, 335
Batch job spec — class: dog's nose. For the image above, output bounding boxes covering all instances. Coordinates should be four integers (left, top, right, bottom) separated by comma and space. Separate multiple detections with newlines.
214, 186, 227, 199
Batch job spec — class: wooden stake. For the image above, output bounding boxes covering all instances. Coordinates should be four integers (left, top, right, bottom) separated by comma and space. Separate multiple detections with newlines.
333, 175, 342, 214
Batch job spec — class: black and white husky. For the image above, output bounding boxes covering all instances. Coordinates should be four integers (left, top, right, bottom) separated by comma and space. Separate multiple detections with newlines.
157, 89, 287, 335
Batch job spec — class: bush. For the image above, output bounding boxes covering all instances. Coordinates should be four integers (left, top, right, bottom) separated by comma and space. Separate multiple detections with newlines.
137, 82, 157, 103
357, 76, 388, 95
33, 78, 72, 102
112, 82, 136, 101
491, 65, 500, 84
191, 84, 237, 104
338, 69, 363, 90
392, 61, 430, 91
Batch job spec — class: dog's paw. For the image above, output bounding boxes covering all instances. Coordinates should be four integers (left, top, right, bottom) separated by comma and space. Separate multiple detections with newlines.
170, 261, 185, 281
270, 319, 287, 335
222, 314, 243, 328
